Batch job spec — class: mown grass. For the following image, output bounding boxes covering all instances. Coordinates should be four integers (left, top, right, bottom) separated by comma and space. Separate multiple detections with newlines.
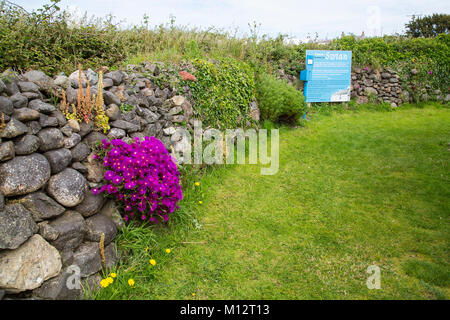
88, 104, 450, 300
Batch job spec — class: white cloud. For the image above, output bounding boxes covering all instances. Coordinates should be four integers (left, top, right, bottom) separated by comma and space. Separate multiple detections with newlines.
13, 0, 450, 39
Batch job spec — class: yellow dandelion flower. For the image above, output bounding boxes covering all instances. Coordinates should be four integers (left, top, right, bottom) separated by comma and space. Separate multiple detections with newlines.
194, 182, 200, 187
110, 273, 117, 278
165, 248, 171, 254
100, 279, 109, 288
192, 292, 196, 296
198, 201, 203, 205
128, 278, 135, 286
149, 259, 156, 266
106, 277, 114, 284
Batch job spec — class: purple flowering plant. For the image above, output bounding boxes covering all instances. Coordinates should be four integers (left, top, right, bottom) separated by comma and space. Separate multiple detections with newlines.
91, 136, 183, 224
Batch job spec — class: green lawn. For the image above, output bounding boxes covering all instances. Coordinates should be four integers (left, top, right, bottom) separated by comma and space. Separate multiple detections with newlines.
89, 105, 450, 300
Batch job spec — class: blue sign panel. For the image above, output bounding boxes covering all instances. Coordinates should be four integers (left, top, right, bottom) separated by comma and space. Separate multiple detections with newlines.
300, 50, 352, 103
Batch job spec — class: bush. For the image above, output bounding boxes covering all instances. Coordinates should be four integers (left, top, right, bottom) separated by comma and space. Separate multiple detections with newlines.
0, 0, 127, 75
184, 58, 256, 128
256, 73, 306, 124
92, 137, 183, 224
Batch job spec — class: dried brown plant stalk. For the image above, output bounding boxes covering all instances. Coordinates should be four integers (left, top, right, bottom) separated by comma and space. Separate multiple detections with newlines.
0, 113, 5, 131
99, 232, 106, 265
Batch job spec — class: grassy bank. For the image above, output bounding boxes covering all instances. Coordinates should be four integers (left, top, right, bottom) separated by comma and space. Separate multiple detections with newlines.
88, 104, 450, 300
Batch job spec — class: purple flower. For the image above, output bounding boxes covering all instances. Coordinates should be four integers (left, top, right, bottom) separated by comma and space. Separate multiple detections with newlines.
112, 175, 123, 185
124, 181, 137, 189
91, 188, 99, 195
94, 136, 183, 224
428, 70, 433, 74
104, 170, 115, 180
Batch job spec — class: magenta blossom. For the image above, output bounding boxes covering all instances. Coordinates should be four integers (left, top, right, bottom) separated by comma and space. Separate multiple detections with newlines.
91, 136, 183, 224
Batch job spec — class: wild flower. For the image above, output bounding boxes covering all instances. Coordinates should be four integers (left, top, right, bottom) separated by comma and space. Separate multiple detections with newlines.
128, 279, 135, 286
92, 136, 183, 224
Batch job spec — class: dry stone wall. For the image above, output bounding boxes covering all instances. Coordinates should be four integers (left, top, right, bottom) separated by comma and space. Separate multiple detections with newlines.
0, 63, 195, 299
276, 66, 449, 105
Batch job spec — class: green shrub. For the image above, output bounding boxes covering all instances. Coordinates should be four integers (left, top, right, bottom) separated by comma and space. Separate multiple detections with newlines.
256, 73, 306, 124
184, 58, 256, 128
0, 0, 127, 75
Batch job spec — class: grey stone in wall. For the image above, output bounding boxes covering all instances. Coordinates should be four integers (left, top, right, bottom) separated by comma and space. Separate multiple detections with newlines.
0, 234, 62, 293
0, 118, 28, 139
38, 128, 64, 152
0, 203, 38, 250
71, 142, 91, 162
84, 214, 117, 245
0, 141, 15, 162
12, 191, 65, 222
47, 168, 87, 207
28, 100, 56, 114
49, 211, 85, 252
13, 108, 40, 122
0, 153, 51, 196
14, 135, 41, 155
74, 191, 105, 218
0, 96, 14, 116
44, 148, 72, 174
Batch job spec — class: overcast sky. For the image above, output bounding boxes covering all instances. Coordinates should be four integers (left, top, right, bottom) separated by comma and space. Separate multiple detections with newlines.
13, 0, 450, 40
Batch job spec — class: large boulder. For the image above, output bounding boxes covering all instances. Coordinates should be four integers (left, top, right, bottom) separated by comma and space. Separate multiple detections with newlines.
13, 191, 65, 222
0, 153, 51, 196
0, 234, 61, 293
48, 210, 85, 252
47, 168, 88, 207
0, 203, 38, 250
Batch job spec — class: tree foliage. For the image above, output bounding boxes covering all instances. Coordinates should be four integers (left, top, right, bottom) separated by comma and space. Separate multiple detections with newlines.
405, 13, 450, 38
